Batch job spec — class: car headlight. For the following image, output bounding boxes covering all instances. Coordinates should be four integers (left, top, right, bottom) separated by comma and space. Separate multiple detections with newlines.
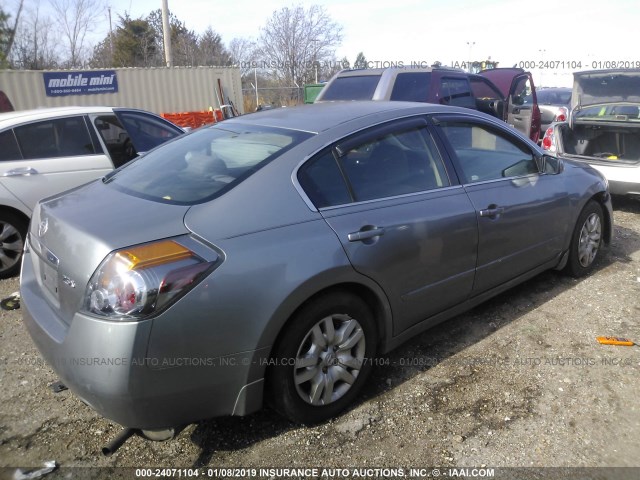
83, 239, 217, 320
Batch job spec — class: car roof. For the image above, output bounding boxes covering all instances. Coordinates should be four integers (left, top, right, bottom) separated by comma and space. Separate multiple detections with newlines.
332, 66, 464, 77
220, 101, 489, 134
0, 106, 119, 129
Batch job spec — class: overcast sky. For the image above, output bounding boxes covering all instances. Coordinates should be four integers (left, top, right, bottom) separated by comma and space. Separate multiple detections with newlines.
6, 0, 639, 87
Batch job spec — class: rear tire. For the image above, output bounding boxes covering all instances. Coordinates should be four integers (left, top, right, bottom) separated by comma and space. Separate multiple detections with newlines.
267, 292, 377, 425
564, 201, 603, 277
0, 212, 28, 279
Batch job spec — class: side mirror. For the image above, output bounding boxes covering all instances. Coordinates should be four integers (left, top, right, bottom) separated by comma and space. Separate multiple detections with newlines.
511, 95, 524, 106
537, 155, 563, 175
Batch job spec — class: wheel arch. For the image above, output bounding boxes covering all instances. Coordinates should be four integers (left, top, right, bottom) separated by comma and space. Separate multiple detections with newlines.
0, 205, 31, 226
266, 281, 391, 362
591, 191, 613, 245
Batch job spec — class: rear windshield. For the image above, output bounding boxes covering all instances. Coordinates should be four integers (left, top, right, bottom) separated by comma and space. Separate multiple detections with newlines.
320, 75, 381, 101
106, 124, 312, 205
536, 89, 571, 106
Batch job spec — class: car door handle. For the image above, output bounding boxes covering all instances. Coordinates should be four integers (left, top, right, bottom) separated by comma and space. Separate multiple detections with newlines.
347, 227, 385, 242
513, 108, 521, 114
479, 206, 504, 218
3, 167, 39, 177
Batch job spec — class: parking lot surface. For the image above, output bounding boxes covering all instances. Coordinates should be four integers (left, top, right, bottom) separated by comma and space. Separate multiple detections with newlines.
1, 198, 639, 477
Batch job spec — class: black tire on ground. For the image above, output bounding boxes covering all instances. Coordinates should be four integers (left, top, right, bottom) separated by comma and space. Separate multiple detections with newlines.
0, 212, 28, 279
564, 200, 604, 277
267, 292, 377, 425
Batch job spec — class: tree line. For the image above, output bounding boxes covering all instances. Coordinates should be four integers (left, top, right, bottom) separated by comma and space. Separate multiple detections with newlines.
1, 1, 368, 107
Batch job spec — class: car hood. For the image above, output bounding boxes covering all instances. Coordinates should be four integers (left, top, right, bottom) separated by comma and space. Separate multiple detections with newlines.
572, 70, 640, 110
30, 180, 191, 325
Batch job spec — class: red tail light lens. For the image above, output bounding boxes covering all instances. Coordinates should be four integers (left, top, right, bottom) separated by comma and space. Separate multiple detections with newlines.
555, 107, 568, 123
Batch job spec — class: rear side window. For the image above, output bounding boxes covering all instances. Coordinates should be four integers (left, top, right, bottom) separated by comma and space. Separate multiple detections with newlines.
440, 77, 475, 108
0, 130, 21, 161
298, 151, 351, 208
320, 75, 381, 101
107, 124, 312, 205
299, 123, 451, 208
13, 116, 95, 160
438, 121, 537, 182
390, 72, 431, 102
340, 127, 450, 202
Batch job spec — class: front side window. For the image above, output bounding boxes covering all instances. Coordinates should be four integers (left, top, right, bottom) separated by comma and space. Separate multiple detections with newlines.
107, 124, 312, 205
438, 121, 537, 182
13, 116, 95, 160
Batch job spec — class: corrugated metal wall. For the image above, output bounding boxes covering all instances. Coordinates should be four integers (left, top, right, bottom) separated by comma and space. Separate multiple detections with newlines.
0, 67, 243, 114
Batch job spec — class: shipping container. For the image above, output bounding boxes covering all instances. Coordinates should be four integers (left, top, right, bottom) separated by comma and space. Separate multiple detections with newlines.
0, 66, 243, 115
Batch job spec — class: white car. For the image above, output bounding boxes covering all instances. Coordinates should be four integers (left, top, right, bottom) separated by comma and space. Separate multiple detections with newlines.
0, 106, 184, 278
542, 69, 640, 197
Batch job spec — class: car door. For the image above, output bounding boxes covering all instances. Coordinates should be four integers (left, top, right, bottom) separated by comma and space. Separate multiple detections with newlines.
0, 115, 113, 212
433, 115, 571, 294
90, 110, 183, 168
479, 68, 541, 142
297, 117, 479, 335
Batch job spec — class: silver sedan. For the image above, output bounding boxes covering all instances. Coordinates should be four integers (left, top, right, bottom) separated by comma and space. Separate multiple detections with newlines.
21, 101, 611, 437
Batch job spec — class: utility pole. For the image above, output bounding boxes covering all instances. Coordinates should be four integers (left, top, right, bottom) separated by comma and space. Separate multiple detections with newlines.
161, 0, 173, 67
108, 7, 114, 60
466, 41, 475, 73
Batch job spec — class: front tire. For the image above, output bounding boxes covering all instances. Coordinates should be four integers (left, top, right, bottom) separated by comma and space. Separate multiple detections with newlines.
565, 201, 604, 277
267, 292, 377, 424
0, 212, 28, 279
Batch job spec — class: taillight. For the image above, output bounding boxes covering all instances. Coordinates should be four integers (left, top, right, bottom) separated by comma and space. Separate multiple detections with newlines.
542, 127, 556, 152
83, 239, 217, 320
555, 107, 568, 123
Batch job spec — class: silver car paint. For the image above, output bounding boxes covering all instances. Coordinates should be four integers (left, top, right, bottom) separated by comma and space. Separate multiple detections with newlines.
22, 102, 612, 429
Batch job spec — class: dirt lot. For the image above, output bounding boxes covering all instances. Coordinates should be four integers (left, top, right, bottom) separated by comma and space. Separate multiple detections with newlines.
1, 197, 639, 479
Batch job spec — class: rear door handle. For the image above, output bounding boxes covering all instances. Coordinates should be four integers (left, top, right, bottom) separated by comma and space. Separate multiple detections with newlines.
3, 167, 39, 177
479, 206, 504, 218
347, 227, 385, 242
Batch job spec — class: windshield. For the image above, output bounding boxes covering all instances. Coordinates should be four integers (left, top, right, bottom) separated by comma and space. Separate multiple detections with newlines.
320, 75, 381, 101
107, 124, 313, 205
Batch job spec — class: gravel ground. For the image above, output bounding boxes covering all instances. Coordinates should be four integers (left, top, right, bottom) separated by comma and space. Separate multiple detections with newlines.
0, 197, 639, 479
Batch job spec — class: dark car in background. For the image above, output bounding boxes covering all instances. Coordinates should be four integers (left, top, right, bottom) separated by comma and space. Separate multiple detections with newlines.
542, 70, 640, 197
22, 101, 611, 436
315, 66, 541, 142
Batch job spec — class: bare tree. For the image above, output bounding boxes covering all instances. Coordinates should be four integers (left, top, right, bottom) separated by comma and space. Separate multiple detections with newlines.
0, 0, 23, 65
228, 37, 257, 77
49, 0, 105, 67
258, 4, 342, 88
10, 1, 59, 69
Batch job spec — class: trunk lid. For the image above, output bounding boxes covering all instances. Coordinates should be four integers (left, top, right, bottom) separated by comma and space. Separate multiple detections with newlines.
29, 179, 191, 326
572, 69, 640, 111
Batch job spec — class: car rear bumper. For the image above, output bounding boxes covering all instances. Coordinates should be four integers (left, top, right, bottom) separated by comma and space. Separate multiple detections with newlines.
587, 163, 640, 196
20, 249, 266, 429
